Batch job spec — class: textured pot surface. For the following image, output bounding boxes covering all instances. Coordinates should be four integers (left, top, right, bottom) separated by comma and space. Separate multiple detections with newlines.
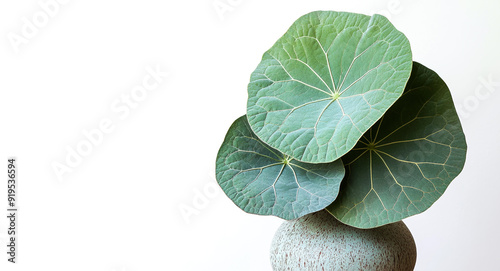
270, 211, 416, 271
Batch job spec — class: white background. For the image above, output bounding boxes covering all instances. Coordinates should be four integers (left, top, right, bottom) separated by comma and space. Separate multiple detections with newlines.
0, 0, 499, 270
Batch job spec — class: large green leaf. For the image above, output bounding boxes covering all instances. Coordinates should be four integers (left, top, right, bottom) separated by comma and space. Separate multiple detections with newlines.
326, 62, 467, 228
216, 116, 345, 220
247, 11, 412, 163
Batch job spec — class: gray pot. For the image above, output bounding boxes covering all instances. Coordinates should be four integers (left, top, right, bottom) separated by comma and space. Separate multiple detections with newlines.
270, 210, 417, 270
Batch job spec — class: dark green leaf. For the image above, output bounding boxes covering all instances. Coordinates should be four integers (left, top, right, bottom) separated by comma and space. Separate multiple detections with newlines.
216, 116, 345, 220
326, 62, 467, 228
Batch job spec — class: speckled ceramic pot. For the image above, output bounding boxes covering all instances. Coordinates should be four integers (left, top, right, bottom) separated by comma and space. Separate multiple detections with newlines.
270, 210, 416, 271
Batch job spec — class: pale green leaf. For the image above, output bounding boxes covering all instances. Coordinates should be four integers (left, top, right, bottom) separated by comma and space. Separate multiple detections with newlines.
247, 11, 412, 163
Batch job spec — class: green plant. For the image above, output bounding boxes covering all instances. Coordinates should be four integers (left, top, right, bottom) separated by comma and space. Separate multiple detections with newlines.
216, 11, 466, 229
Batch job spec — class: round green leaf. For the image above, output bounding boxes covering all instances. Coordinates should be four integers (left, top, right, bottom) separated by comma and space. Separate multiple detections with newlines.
326, 62, 467, 228
247, 11, 412, 163
216, 116, 345, 220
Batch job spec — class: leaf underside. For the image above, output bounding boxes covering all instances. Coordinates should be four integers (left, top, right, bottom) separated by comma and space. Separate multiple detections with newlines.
326, 62, 467, 229
247, 11, 412, 163
216, 116, 345, 220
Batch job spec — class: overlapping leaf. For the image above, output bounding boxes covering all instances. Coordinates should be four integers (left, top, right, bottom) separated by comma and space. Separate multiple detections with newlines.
216, 116, 345, 220
247, 11, 412, 163
326, 62, 467, 228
